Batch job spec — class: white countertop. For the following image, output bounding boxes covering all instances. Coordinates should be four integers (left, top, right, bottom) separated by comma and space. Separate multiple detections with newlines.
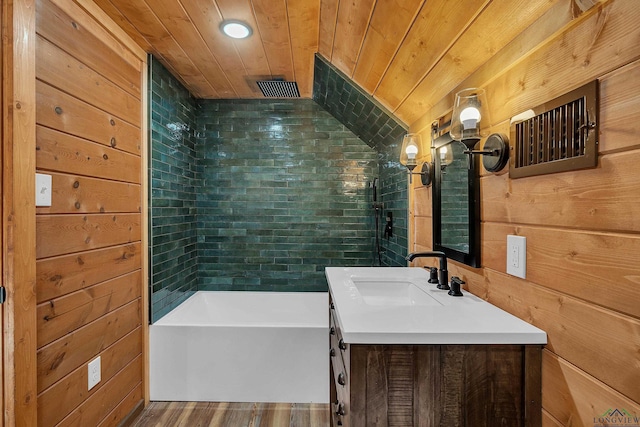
326, 267, 547, 345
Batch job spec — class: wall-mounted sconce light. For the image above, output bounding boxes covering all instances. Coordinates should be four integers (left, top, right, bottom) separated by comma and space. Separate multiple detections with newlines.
449, 88, 509, 172
220, 20, 253, 39
450, 88, 489, 147
478, 133, 510, 172
431, 123, 454, 174
439, 145, 454, 171
400, 133, 432, 186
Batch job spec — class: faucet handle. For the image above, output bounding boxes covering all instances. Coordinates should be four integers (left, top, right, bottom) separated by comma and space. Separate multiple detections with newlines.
448, 276, 465, 297
425, 267, 439, 284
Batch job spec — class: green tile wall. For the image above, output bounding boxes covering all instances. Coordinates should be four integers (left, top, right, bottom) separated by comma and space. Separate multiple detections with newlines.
149, 57, 199, 322
312, 55, 408, 151
196, 99, 379, 291
313, 54, 408, 266
378, 144, 409, 266
149, 54, 410, 320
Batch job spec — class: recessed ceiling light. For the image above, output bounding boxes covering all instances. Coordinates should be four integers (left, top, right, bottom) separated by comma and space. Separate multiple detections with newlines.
220, 20, 252, 39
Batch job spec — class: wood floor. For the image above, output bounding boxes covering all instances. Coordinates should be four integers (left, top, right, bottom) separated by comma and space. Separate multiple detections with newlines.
130, 402, 330, 427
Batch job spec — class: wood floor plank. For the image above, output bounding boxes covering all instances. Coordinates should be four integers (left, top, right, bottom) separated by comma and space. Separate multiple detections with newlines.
289, 403, 311, 427
182, 402, 219, 427
207, 402, 230, 427
258, 403, 292, 427
219, 402, 254, 427
130, 402, 329, 427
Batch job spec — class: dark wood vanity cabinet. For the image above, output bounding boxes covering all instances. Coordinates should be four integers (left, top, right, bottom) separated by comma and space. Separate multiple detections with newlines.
329, 305, 542, 427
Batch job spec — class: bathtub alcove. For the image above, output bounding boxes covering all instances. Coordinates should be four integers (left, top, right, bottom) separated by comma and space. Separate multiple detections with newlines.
148, 56, 409, 405
150, 291, 329, 403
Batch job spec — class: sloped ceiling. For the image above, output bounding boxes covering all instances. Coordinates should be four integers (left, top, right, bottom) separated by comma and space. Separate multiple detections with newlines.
94, 0, 570, 126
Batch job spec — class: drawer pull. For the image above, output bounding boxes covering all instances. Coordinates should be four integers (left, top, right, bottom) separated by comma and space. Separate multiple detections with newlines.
330, 348, 336, 357
330, 327, 336, 335
339, 339, 347, 350
338, 373, 346, 385
336, 403, 346, 416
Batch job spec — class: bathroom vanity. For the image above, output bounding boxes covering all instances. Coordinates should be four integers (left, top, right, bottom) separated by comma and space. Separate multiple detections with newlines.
326, 267, 547, 427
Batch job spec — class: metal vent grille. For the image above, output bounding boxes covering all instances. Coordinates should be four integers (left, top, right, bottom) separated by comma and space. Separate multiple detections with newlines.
510, 80, 598, 178
256, 80, 301, 98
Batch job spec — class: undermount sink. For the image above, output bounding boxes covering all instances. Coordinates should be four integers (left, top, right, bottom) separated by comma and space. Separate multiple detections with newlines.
326, 267, 547, 345
352, 278, 442, 307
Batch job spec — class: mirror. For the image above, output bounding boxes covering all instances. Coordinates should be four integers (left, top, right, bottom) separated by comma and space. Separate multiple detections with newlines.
432, 132, 481, 267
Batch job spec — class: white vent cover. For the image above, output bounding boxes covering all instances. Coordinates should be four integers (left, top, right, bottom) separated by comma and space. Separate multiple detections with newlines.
256, 80, 300, 98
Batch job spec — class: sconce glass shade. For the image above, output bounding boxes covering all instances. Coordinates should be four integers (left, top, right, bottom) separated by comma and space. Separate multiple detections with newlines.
439, 145, 454, 166
450, 88, 491, 148
400, 133, 422, 171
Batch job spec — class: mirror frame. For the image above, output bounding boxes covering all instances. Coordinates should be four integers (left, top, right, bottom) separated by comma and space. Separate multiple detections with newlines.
432, 132, 481, 268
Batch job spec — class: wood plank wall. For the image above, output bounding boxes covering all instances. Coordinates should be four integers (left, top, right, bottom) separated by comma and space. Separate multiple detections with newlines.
1, 5, 4, 417
34, 0, 147, 425
409, 0, 640, 424
3, 0, 38, 424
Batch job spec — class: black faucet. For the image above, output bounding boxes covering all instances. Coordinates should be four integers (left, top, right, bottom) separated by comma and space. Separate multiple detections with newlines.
406, 251, 449, 290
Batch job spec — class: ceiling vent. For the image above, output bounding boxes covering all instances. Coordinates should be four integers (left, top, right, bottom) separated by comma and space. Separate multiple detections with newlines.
256, 79, 300, 98
510, 80, 598, 178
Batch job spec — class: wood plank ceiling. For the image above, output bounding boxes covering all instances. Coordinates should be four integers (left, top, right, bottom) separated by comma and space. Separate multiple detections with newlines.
94, 0, 569, 126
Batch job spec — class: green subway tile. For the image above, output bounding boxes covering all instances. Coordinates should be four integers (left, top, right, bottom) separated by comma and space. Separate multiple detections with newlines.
150, 55, 408, 311
149, 57, 199, 322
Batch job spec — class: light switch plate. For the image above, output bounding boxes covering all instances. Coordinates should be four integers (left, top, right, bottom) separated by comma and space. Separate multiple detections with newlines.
88, 356, 101, 390
506, 235, 526, 279
35, 173, 52, 207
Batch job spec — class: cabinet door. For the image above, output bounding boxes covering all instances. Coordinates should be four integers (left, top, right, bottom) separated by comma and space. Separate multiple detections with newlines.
330, 308, 350, 426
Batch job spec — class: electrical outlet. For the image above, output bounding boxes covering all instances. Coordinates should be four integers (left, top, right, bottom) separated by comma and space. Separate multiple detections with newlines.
510, 244, 520, 269
506, 235, 526, 279
88, 356, 101, 390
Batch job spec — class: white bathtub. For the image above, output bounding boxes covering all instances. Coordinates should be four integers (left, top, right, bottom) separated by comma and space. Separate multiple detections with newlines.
149, 291, 329, 403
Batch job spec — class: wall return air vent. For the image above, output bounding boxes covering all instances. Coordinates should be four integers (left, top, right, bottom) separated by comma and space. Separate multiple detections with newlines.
256, 79, 300, 98
510, 80, 598, 178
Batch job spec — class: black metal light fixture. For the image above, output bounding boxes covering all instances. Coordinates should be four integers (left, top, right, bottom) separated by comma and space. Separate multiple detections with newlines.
449, 88, 509, 172
400, 133, 432, 186
478, 133, 510, 173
